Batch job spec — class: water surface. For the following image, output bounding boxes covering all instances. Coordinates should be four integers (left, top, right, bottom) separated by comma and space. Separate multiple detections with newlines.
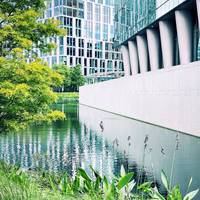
0, 102, 199, 198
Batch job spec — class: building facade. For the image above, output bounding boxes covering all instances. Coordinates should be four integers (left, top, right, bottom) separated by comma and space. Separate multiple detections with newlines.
79, 0, 200, 136
39, 0, 124, 80
114, 0, 200, 75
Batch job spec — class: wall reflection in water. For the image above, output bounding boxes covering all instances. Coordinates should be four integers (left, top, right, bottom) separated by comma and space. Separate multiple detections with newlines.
0, 103, 199, 198
79, 104, 200, 198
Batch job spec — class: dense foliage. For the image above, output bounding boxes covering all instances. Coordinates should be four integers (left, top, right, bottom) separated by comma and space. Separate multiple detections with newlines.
0, 161, 198, 200
0, 0, 66, 132
53, 64, 85, 92
0, 56, 65, 132
0, 0, 65, 56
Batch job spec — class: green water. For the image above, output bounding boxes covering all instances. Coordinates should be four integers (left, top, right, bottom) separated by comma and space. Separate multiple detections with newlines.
0, 102, 200, 198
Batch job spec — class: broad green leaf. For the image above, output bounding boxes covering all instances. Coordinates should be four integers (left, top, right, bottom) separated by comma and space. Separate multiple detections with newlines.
89, 165, 102, 180
161, 170, 169, 191
85, 179, 92, 190
78, 168, 92, 182
117, 172, 134, 190
95, 176, 101, 190
183, 189, 199, 200
103, 176, 109, 190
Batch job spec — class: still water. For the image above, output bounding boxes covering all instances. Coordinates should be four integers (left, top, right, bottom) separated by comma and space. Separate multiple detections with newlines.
0, 102, 200, 198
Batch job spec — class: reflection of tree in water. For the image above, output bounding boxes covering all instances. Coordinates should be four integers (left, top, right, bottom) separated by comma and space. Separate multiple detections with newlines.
0, 102, 160, 189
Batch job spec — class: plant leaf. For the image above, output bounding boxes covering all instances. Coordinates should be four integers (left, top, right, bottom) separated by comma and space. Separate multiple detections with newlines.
151, 191, 165, 200
170, 185, 182, 200
120, 165, 126, 177
89, 165, 102, 180
78, 168, 92, 182
103, 176, 109, 190
161, 170, 169, 191
183, 189, 199, 200
186, 177, 193, 193
127, 179, 136, 193
117, 172, 134, 190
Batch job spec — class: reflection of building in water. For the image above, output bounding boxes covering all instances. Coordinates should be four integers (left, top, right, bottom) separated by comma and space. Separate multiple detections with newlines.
0, 123, 127, 177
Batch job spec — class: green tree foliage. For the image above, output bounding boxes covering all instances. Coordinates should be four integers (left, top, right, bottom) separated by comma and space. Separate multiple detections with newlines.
70, 64, 85, 92
52, 64, 71, 92
53, 64, 85, 92
0, 0, 66, 132
0, 0, 66, 56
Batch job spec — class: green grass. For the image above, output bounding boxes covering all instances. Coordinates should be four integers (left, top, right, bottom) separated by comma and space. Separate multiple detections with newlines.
0, 162, 77, 200
0, 161, 198, 200
55, 92, 79, 103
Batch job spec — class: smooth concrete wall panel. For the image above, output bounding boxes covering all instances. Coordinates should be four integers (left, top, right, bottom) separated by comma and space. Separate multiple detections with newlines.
80, 61, 200, 137
128, 40, 139, 75
175, 10, 193, 64
146, 29, 161, 70
136, 35, 149, 73
159, 20, 174, 68
120, 45, 131, 76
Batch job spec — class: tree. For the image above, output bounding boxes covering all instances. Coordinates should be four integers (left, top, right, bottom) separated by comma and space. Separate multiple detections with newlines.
0, 0, 66, 56
53, 64, 85, 92
52, 64, 71, 92
70, 65, 85, 92
0, 0, 66, 132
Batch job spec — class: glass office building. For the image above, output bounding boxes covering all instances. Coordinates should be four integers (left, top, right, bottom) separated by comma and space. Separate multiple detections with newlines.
114, 0, 200, 76
39, 0, 124, 80
114, 0, 191, 44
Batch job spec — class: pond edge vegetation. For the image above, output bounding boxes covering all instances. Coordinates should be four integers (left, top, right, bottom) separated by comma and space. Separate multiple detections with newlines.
0, 161, 198, 200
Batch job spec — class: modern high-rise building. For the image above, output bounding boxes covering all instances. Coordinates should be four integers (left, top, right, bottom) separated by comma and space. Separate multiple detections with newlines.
39, 0, 124, 81
114, 0, 200, 75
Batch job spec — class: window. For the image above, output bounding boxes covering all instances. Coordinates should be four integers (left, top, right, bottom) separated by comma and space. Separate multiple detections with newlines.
78, 39, 84, 47
95, 5, 101, 22
84, 58, 87, 66
95, 23, 101, 40
70, 57, 73, 65
87, 2, 93, 20
76, 19, 81, 28
103, 6, 110, 24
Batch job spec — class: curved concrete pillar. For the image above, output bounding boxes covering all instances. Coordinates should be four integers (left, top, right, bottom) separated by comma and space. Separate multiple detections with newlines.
128, 40, 139, 75
175, 10, 193, 65
120, 45, 131, 76
159, 20, 174, 68
136, 35, 149, 73
196, 0, 200, 28
146, 29, 161, 70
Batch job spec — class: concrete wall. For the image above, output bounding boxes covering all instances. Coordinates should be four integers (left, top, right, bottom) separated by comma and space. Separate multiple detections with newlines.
79, 104, 200, 196
80, 61, 200, 137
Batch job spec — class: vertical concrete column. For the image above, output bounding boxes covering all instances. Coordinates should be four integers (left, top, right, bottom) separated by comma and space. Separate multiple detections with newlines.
128, 40, 139, 75
146, 29, 161, 70
159, 20, 174, 68
175, 10, 193, 64
196, 0, 200, 29
136, 35, 149, 73
120, 45, 131, 76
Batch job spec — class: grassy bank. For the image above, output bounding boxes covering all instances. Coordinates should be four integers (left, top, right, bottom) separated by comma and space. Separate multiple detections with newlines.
55, 92, 79, 103
0, 162, 72, 200
0, 161, 198, 200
